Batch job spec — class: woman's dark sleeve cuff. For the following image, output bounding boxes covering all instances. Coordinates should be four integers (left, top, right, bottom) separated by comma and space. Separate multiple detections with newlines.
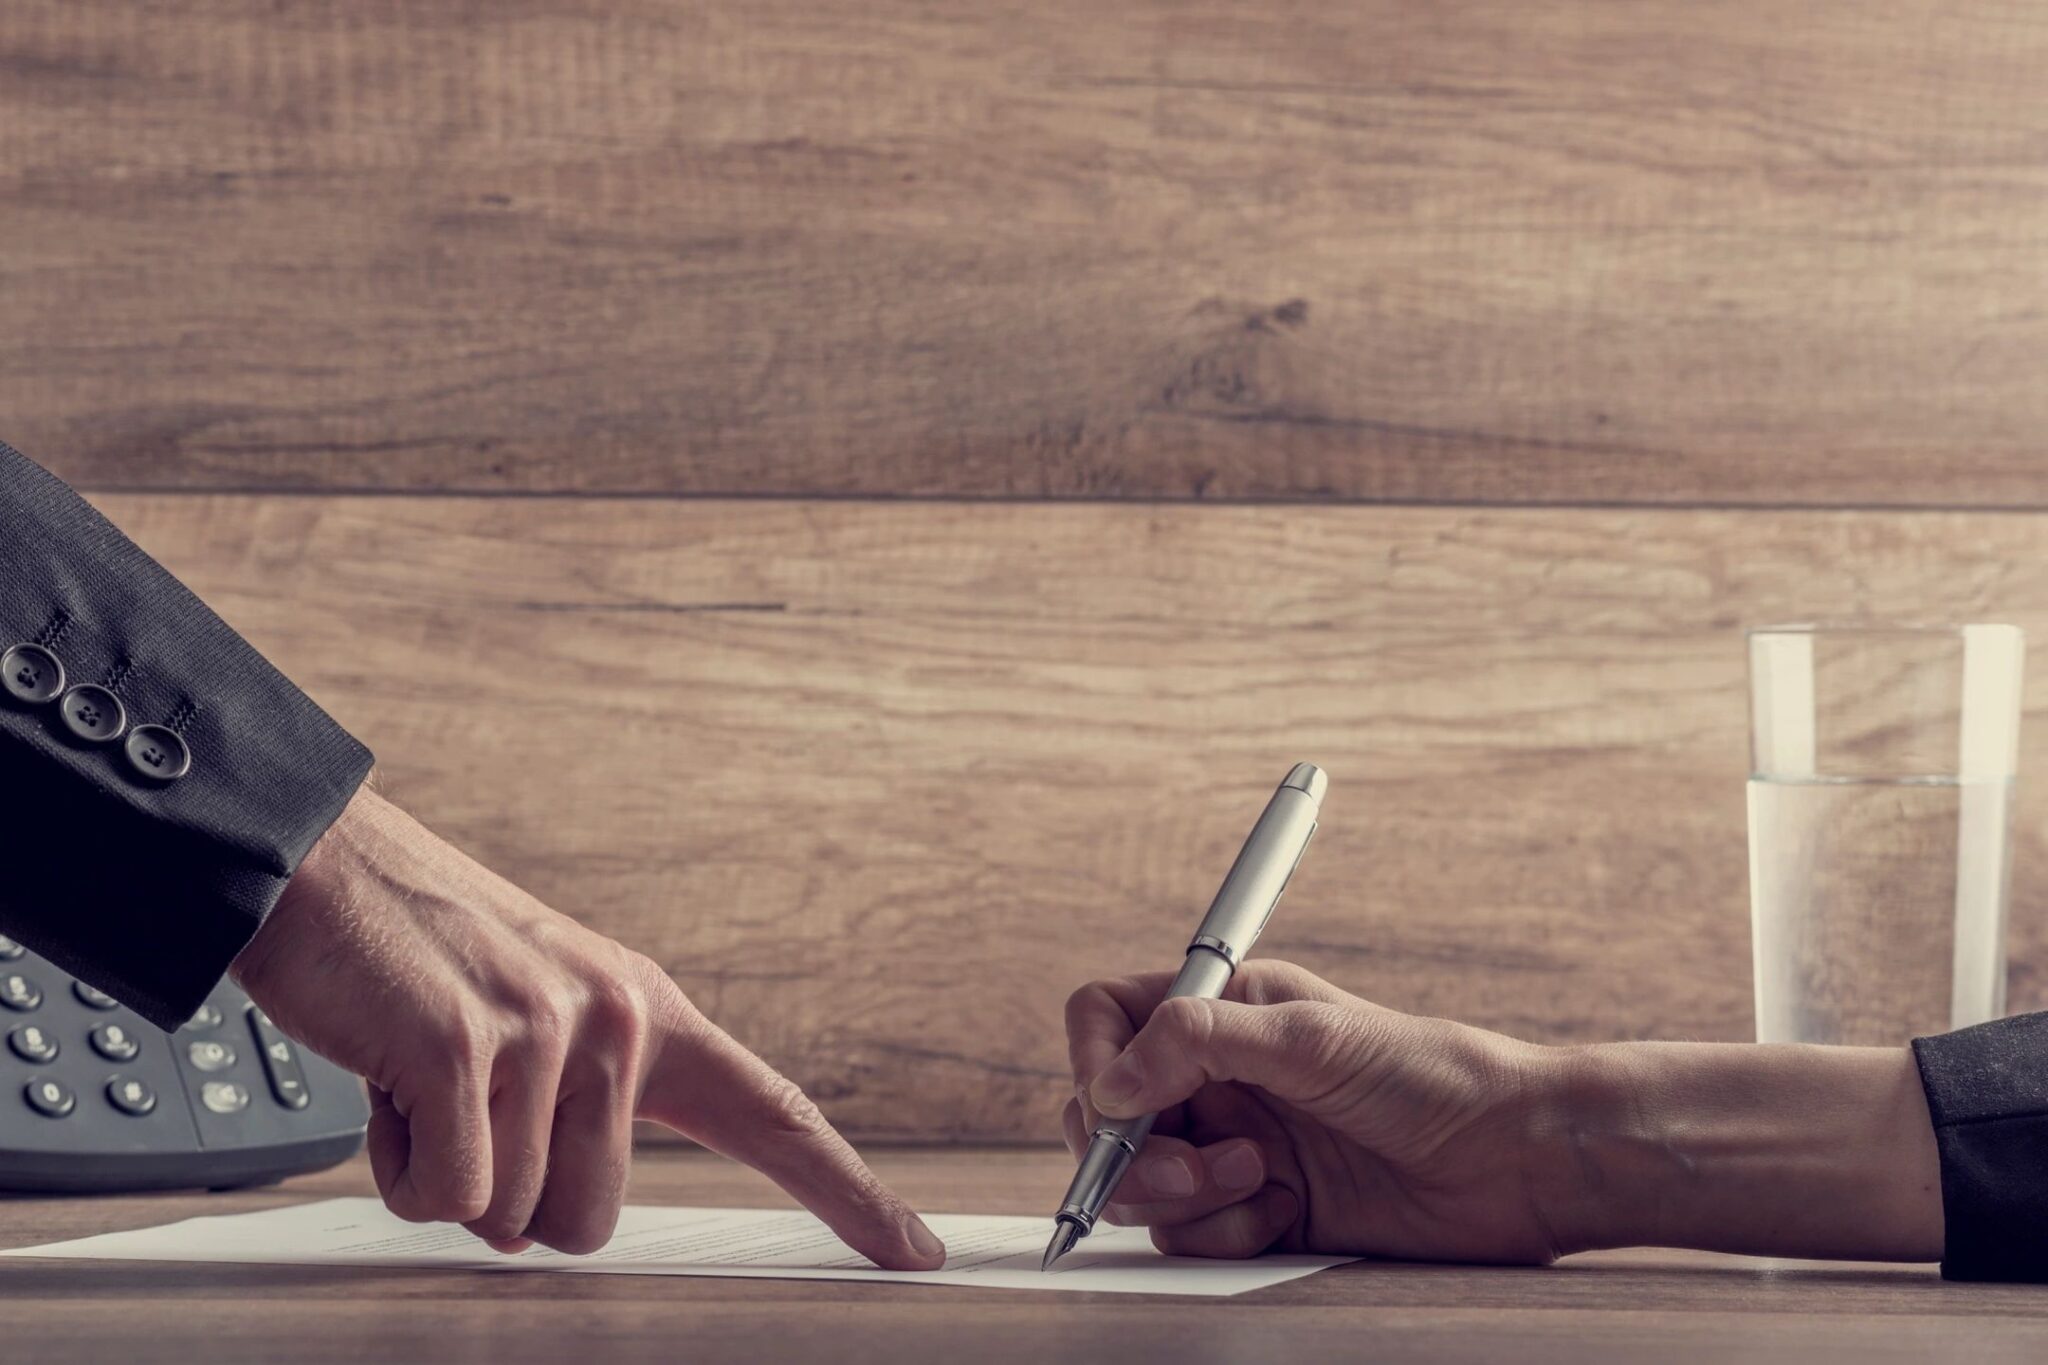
1912, 1013, 2048, 1281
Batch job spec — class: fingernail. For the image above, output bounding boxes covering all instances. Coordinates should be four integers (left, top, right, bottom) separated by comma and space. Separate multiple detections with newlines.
1091, 1053, 1142, 1108
904, 1215, 946, 1262
1144, 1156, 1197, 1198
1213, 1144, 1264, 1192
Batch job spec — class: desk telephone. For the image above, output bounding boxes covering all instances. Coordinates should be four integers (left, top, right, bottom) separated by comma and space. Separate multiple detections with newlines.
0, 935, 367, 1192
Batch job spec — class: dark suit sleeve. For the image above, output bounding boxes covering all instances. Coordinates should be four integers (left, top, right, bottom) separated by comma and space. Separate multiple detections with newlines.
1912, 1012, 2048, 1281
0, 440, 373, 1031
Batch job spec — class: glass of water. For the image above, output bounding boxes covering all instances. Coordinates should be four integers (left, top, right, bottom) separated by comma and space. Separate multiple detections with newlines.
1748, 623, 2025, 1046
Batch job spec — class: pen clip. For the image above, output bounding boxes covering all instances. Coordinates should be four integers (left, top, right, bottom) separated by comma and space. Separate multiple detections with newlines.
1249, 819, 1315, 947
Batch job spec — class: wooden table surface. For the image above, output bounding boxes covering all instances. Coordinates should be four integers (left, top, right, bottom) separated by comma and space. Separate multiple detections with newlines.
0, 1146, 2042, 1363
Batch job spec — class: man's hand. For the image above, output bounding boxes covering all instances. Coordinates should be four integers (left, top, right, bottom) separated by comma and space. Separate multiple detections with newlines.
1064, 960, 1568, 1262
1064, 960, 1944, 1264
231, 785, 946, 1267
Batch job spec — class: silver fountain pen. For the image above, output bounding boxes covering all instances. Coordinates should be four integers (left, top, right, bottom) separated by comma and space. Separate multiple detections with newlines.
1042, 762, 1327, 1270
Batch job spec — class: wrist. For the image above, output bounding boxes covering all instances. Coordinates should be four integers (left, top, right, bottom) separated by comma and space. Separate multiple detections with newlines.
231, 781, 384, 993
1519, 1042, 1638, 1257
1527, 1040, 1943, 1261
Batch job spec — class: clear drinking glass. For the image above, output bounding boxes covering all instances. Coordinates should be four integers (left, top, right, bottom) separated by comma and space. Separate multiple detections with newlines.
1747, 624, 2025, 1046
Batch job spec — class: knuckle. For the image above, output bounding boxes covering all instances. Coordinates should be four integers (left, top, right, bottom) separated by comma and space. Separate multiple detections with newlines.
427, 1190, 491, 1224
430, 1011, 493, 1076
1267, 1000, 1329, 1045
453, 1198, 495, 1225
573, 974, 651, 1091
510, 993, 573, 1056
585, 971, 651, 1048
756, 1073, 830, 1141
534, 1191, 626, 1256
382, 1190, 436, 1224
631, 959, 695, 1039
466, 1209, 531, 1242
1062, 979, 1117, 1031
545, 1222, 613, 1257
1274, 1001, 1361, 1074
1239, 959, 1314, 1005
1150, 995, 1215, 1050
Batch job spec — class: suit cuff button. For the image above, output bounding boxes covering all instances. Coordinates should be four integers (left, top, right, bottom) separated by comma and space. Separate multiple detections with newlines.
1, 643, 65, 706
124, 724, 192, 783
58, 683, 126, 744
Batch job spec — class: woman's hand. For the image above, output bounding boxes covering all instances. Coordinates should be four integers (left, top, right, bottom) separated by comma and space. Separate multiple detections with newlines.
231, 785, 946, 1268
1064, 960, 1943, 1264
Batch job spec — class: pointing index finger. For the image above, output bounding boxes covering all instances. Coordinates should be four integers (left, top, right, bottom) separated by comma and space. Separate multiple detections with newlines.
638, 1008, 946, 1272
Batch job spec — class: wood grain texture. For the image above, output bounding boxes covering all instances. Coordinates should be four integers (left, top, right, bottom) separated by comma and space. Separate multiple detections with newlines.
2, 1148, 2045, 1365
8, 2, 2048, 503
86, 493, 2048, 1142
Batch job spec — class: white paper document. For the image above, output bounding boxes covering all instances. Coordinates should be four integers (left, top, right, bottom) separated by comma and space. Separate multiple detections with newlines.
0, 1197, 1354, 1297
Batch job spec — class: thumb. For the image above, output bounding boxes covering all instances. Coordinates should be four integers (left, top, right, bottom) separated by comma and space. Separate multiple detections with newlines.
1088, 997, 1364, 1119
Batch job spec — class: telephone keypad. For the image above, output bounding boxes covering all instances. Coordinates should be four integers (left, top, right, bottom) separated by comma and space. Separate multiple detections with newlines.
186, 1040, 235, 1073
200, 1080, 250, 1115
0, 941, 365, 1189
9, 1025, 56, 1063
24, 1078, 75, 1118
105, 1076, 156, 1117
250, 1008, 311, 1110
89, 1022, 138, 1061
72, 981, 119, 1010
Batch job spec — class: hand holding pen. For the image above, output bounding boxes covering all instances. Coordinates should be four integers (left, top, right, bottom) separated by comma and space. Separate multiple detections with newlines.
1044, 764, 1325, 1267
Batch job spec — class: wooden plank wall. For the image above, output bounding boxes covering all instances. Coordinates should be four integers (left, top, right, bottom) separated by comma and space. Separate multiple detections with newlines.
7, 3, 2048, 1141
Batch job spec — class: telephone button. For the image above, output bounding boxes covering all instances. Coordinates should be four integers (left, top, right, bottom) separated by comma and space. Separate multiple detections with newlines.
24, 1077, 75, 1118
0, 974, 42, 1011
200, 1081, 250, 1115
7, 1025, 56, 1063
0, 937, 24, 961
247, 1007, 311, 1110
90, 1022, 139, 1061
184, 1003, 223, 1031
105, 1076, 156, 1117
187, 1040, 236, 1073
72, 980, 119, 1010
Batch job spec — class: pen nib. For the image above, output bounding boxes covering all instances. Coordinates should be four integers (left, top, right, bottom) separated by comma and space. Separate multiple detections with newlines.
1041, 1219, 1082, 1271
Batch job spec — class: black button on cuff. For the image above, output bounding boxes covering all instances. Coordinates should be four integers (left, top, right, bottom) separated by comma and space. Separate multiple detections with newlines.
123, 724, 192, 783
58, 683, 126, 744
1, 643, 64, 706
